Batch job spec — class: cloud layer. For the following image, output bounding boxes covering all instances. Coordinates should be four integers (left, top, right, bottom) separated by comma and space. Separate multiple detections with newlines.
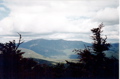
0, 0, 119, 43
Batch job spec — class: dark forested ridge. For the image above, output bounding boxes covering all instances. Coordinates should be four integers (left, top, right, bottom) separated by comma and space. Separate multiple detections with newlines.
20, 39, 119, 59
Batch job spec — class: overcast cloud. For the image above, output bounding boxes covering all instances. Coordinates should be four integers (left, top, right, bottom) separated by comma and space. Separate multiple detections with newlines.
0, 0, 119, 43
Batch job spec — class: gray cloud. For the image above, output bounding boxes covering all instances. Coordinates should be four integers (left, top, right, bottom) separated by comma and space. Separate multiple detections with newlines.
93, 7, 119, 25
0, 0, 119, 43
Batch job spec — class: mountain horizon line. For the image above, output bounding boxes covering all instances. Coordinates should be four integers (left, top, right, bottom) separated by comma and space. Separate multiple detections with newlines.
23, 38, 119, 44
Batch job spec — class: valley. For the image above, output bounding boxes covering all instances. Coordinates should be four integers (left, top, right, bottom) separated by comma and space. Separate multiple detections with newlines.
19, 39, 119, 65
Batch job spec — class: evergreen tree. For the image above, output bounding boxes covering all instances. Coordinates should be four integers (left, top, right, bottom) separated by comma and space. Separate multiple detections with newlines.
67, 23, 119, 78
75, 23, 111, 63
0, 33, 38, 78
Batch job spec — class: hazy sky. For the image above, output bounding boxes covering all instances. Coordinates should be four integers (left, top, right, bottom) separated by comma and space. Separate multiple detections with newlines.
0, 0, 119, 43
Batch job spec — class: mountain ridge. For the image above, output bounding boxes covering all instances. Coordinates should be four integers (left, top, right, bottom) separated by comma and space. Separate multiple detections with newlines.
20, 39, 119, 59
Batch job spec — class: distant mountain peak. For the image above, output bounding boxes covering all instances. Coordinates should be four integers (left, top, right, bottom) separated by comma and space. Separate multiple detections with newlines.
20, 39, 118, 59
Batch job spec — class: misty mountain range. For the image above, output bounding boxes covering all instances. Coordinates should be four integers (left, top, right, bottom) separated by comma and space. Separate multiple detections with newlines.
20, 39, 119, 59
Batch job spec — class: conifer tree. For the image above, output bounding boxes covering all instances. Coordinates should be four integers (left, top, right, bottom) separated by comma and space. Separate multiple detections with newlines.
68, 23, 118, 77
74, 23, 111, 64
0, 33, 24, 77
0, 33, 38, 78
91, 23, 111, 55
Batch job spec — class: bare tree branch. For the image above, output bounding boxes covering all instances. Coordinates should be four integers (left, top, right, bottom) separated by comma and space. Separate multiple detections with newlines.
15, 33, 23, 51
